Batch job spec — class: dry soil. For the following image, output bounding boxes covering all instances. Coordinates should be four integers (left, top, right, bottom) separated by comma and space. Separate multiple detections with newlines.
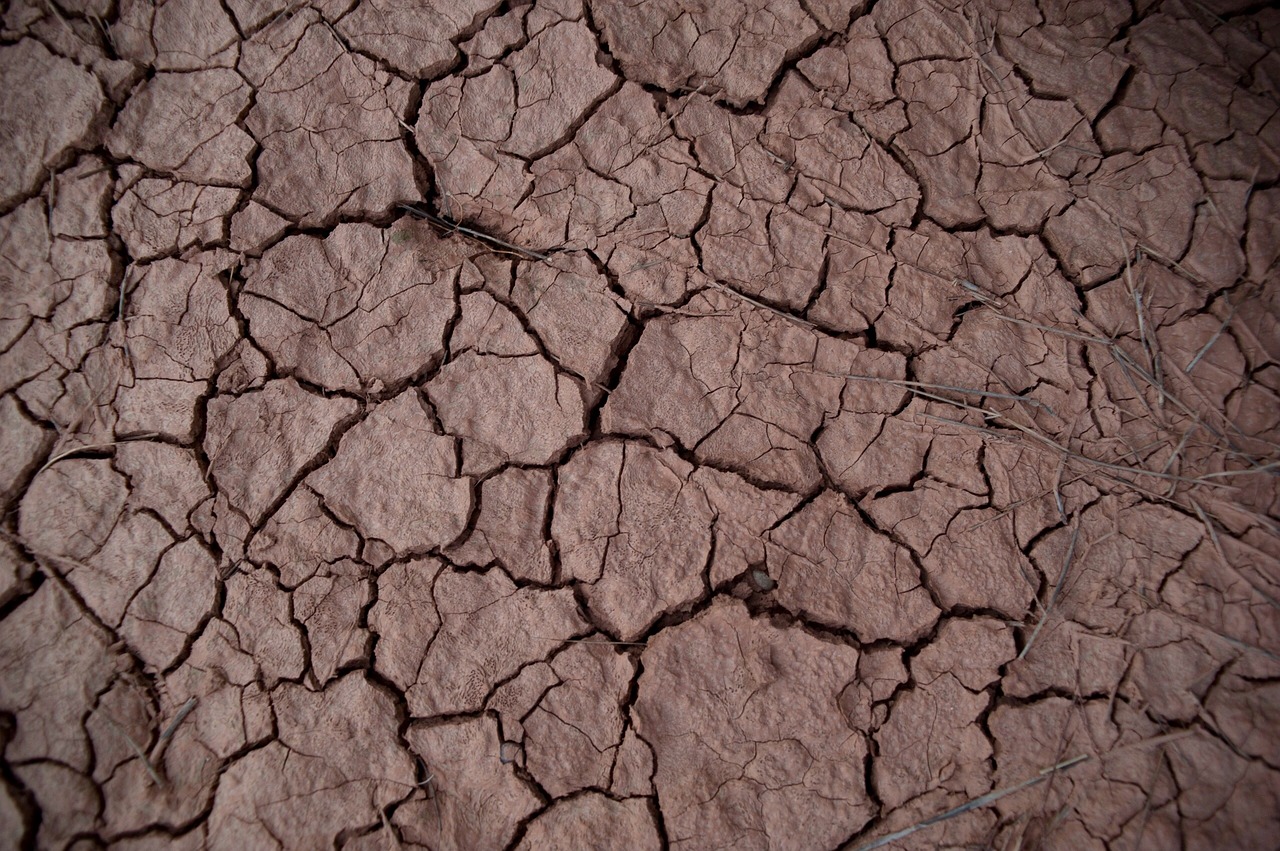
1, 0, 1279, 849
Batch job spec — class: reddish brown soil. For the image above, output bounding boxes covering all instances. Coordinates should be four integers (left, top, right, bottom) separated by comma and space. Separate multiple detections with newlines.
2, 1, 1279, 849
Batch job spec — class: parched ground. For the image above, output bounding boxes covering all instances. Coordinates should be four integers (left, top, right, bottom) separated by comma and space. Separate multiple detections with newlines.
1, 0, 1278, 848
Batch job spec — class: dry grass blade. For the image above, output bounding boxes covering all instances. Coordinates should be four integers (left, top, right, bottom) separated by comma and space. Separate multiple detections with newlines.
104, 714, 165, 787
1185, 623, 1280, 662
927, 400, 1236, 488
705, 278, 817, 329
7, 537, 97, 575
90, 13, 114, 50
323, 19, 349, 52
1118, 232, 1165, 412
149, 697, 198, 764
1018, 519, 1081, 660
36, 434, 161, 476
1109, 341, 1165, 425
1135, 242, 1220, 291
953, 277, 1006, 308
1190, 499, 1280, 609
46, 167, 56, 238
920, 413, 1018, 442
1185, 307, 1234, 373
40, 0, 89, 45
529, 635, 647, 646
1189, 0, 1228, 25
1111, 346, 1259, 454
847, 755, 1089, 851
1041, 799, 1077, 846
158, 697, 198, 743
1192, 461, 1280, 480
1052, 457, 1068, 523
1130, 584, 1280, 661
398, 203, 551, 260
831, 372, 1059, 418
648, 81, 706, 142
925, 416, 1252, 521
845, 731, 1194, 851
989, 307, 1246, 450
380, 806, 405, 851
1158, 423, 1199, 477
987, 312, 1110, 345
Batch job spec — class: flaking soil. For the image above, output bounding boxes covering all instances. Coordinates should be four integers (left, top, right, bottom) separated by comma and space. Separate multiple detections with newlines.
1, 0, 1279, 849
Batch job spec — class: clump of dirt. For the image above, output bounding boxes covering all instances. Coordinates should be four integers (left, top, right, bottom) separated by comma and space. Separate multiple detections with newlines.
1, 0, 1278, 848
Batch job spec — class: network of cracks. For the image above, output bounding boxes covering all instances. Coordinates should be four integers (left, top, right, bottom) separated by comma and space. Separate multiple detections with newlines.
1, 0, 1278, 848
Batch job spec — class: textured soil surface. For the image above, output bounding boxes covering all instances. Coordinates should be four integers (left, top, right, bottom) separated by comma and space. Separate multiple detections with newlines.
2, 0, 1280, 849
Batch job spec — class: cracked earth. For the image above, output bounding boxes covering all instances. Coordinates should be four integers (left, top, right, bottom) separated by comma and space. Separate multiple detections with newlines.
1, 0, 1279, 848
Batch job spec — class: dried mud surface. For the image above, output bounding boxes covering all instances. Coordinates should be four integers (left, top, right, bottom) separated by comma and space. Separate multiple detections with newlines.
2, 1, 1279, 849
